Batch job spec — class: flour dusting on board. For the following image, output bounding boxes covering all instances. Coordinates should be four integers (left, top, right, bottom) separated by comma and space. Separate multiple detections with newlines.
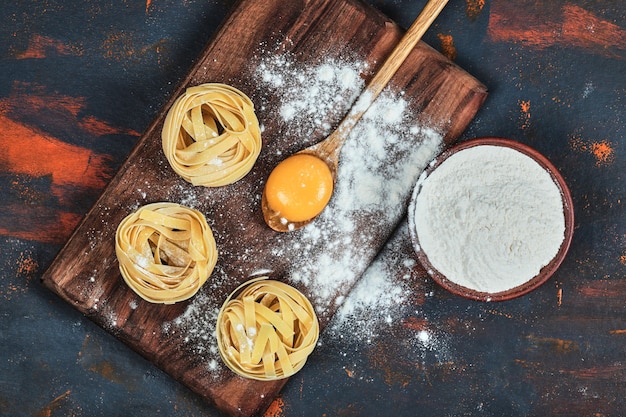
163, 291, 221, 365
323, 223, 453, 372
165, 48, 444, 376
277, 90, 443, 316
255, 53, 369, 143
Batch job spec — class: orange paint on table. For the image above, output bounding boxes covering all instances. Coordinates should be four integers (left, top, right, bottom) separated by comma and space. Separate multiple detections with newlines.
14, 34, 81, 59
560, 363, 626, 379
0, 104, 110, 242
88, 361, 122, 383
401, 316, 429, 331
527, 335, 579, 354
0, 206, 83, 244
519, 100, 530, 113
485, 309, 515, 319
263, 397, 285, 417
2, 81, 84, 117
16, 252, 38, 276
589, 141, 615, 166
2, 81, 140, 137
0, 114, 111, 193
79, 115, 140, 137
10, 177, 47, 205
0, 251, 37, 299
561, 5, 626, 55
437, 33, 457, 61
577, 279, 624, 298
101, 30, 167, 62
368, 342, 413, 387
465, 0, 485, 20
569, 135, 615, 167
519, 99, 531, 129
32, 390, 71, 417
78, 334, 139, 388
0, 82, 140, 243
488, 3, 626, 59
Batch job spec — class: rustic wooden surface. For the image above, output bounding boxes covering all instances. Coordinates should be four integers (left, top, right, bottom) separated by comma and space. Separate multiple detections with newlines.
1, 0, 625, 416
38, 0, 485, 415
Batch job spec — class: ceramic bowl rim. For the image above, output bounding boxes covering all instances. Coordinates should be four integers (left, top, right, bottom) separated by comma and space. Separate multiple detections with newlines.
407, 137, 575, 302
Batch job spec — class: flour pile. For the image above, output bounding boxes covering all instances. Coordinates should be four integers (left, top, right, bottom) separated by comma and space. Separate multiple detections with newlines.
411, 144, 565, 293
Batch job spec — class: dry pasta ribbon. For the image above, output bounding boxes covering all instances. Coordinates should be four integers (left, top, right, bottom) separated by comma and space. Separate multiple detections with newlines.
115, 202, 218, 304
216, 277, 319, 380
162, 83, 262, 187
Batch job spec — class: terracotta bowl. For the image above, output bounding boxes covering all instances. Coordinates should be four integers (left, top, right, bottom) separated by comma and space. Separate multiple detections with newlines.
407, 137, 574, 302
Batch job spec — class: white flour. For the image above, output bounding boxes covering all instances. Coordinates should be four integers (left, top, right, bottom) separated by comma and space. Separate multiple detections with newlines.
253, 49, 443, 315
411, 145, 565, 293
165, 47, 445, 376
274, 90, 443, 316
255, 53, 368, 142
323, 223, 454, 378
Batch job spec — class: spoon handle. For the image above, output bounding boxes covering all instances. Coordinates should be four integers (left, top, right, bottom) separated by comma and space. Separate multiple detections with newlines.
317, 0, 450, 162
366, 0, 450, 99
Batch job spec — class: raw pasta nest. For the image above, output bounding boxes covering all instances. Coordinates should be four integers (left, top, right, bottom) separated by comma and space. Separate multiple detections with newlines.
115, 202, 218, 304
216, 277, 319, 380
162, 83, 262, 187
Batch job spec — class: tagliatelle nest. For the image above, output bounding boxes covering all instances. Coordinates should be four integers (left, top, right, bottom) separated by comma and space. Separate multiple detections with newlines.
114, 202, 218, 304
216, 277, 319, 380
162, 83, 262, 187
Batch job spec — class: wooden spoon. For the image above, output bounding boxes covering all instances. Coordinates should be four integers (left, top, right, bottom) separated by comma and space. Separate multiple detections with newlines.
262, 0, 450, 232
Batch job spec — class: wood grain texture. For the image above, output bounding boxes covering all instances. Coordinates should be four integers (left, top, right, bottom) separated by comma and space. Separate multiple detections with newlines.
41, 0, 486, 415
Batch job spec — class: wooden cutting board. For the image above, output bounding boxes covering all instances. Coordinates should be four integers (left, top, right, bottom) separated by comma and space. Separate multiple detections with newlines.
42, 0, 487, 415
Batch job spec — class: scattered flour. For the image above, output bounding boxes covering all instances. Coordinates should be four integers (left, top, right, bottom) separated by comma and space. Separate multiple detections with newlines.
325, 223, 453, 366
165, 47, 446, 375
255, 53, 369, 145
163, 291, 221, 360
251, 49, 443, 314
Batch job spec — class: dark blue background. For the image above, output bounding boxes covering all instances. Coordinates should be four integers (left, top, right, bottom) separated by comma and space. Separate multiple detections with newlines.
1, 1, 624, 416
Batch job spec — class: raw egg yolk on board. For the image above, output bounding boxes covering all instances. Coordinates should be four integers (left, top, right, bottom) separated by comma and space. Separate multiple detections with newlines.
265, 154, 333, 223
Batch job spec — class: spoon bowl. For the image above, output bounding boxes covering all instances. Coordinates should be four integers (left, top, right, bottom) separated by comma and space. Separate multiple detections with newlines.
261, 0, 450, 232
262, 134, 342, 231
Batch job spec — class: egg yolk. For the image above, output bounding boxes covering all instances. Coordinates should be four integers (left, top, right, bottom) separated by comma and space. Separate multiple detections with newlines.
265, 154, 334, 223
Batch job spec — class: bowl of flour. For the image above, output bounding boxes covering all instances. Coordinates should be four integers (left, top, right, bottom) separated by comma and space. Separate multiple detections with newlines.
408, 137, 574, 301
